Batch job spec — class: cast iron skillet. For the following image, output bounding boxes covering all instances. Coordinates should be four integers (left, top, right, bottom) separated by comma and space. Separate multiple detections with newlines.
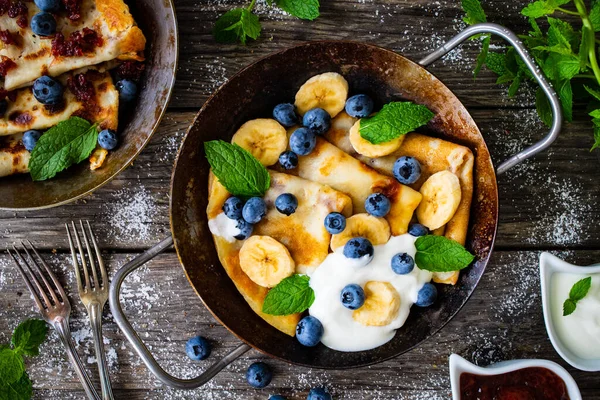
109, 23, 562, 389
0, 0, 178, 210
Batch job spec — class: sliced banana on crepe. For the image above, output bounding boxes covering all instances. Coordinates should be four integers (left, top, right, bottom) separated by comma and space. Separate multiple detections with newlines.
239, 235, 295, 288
330, 213, 391, 251
416, 170, 462, 231
353, 281, 401, 326
232, 119, 287, 166
295, 72, 349, 117
349, 119, 404, 158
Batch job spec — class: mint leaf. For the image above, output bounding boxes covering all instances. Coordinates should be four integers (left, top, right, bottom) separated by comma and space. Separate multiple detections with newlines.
558, 79, 573, 122
262, 274, 315, 315
536, 87, 553, 127
485, 52, 507, 76
461, 0, 486, 25
29, 117, 98, 181
213, 8, 261, 45
275, 0, 320, 20
590, 0, 600, 32
359, 102, 434, 145
11, 319, 48, 357
0, 348, 24, 385
473, 35, 490, 78
414, 235, 475, 273
204, 140, 270, 197
563, 276, 592, 316
522, 0, 571, 18
508, 72, 523, 97
547, 17, 577, 47
585, 84, 600, 101
0, 372, 32, 400
591, 117, 600, 151
562, 298, 576, 316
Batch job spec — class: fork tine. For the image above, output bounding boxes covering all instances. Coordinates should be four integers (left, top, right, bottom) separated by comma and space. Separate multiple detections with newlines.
7, 248, 46, 312
80, 220, 99, 288
26, 240, 69, 303
20, 242, 61, 305
86, 220, 107, 287
71, 221, 91, 290
66, 223, 84, 294
11, 244, 53, 308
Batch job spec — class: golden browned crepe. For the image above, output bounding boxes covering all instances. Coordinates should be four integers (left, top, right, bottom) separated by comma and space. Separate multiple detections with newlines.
326, 112, 474, 285
207, 171, 353, 336
0, 133, 29, 178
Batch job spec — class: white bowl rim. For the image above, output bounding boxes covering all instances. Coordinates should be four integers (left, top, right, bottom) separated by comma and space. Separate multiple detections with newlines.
448, 353, 582, 400
539, 252, 600, 372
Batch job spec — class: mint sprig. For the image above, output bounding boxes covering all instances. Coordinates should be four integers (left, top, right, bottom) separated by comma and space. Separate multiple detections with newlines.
214, 0, 320, 44
262, 274, 315, 316
204, 140, 270, 197
462, 0, 600, 151
359, 102, 434, 145
414, 235, 475, 273
563, 276, 592, 316
0, 319, 48, 399
28, 117, 98, 181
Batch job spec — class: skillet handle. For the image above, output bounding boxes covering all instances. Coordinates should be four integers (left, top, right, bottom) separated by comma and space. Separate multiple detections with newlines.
108, 235, 251, 389
418, 22, 563, 175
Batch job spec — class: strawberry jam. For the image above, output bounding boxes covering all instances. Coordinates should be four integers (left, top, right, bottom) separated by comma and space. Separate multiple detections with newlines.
61, 0, 81, 20
115, 61, 145, 81
0, 56, 16, 77
460, 367, 570, 400
52, 28, 103, 57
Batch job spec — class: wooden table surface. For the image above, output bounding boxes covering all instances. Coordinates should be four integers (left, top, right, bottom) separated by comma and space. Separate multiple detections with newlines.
1, 0, 600, 398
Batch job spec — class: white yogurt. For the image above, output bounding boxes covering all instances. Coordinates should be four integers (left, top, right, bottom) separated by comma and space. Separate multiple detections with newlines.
308, 234, 433, 352
208, 213, 241, 243
551, 272, 600, 360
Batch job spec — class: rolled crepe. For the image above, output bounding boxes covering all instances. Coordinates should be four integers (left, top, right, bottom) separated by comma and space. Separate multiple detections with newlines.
0, 133, 29, 177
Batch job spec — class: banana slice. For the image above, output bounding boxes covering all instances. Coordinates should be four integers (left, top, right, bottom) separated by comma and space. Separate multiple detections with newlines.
416, 170, 462, 231
231, 119, 287, 166
353, 281, 401, 326
330, 213, 391, 251
295, 72, 349, 118
239, 236, 295, 288
349, 120, 404, 158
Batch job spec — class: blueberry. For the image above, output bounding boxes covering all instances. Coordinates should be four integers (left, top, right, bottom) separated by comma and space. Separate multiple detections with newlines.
365, 193, 391, 217
324, 212, 346, 234
278, 151, 298, 170
393, 156, 421, 185
343, 237, 374, 261
33, 76, 63, 105
307, 387, 332, 400
246, 362, 272, 389
222, 196, 244, 220
22, 130, 42, 152
302, 108, 331, 135
31, 12, 56, 36
391, 253, 414, 275
233, 219, 253, 240
242, 197, 266, 224
340, 284, 365, 310
116, 79, 138, 103
415, 283, 437, 307
408, 223, 429, 237
289, 127, 316, 156
296, 315, 323, 347
269, 396, 286, 400
185, 335, 211, 361
345, 94, 374, 118
273, 103, 297, 127
275, 193, 298, 216
0, 100, 7, 117
98, 129, 118, 150
34, 0, 61, 12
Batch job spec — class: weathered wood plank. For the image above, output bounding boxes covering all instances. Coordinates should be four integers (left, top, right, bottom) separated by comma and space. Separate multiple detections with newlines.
1, 250, 599, 399
1, 108, 598, 250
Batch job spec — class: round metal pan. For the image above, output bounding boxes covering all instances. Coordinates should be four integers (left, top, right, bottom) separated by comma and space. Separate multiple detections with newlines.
110, 23, 562, 388
0, 0, 178, 210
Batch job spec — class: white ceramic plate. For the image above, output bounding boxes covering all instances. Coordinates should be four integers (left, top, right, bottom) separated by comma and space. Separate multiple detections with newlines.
540, 252, 600, 372
448, 353, 582, 400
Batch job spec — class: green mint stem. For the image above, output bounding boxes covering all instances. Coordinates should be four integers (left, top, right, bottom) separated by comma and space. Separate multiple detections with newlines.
247, 0, 256, 11
556, 6, 580, 16
574, 0, 600, 86
574, 73, 597, 79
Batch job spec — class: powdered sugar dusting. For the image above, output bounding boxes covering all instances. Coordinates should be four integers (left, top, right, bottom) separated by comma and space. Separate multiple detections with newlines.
102, 187, 159, 242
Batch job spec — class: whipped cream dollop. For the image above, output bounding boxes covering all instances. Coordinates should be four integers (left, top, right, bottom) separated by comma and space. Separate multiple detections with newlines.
208, 213, 241, 243
308, 234, 432, 352
552, 272, 600, 359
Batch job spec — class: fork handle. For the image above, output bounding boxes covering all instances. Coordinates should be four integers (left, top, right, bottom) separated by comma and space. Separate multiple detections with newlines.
90, 303, 114, 400
54, 316, 102, 400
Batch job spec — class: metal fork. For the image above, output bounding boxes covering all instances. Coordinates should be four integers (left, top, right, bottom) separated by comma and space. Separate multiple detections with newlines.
66, 221, 114, 400
8, 241, 101, 400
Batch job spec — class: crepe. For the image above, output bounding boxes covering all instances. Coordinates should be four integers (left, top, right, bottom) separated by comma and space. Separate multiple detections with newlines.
0, 0, 145, 91
325, 112, 474, 285
290, 135, 423, 237
0, 133, 29, 178
0, 69, 119, 136
207, 171, 353, 336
